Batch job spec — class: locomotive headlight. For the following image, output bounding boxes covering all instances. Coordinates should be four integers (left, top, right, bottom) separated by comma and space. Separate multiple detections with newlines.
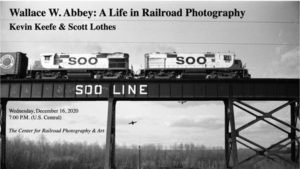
0, 54, 15, 69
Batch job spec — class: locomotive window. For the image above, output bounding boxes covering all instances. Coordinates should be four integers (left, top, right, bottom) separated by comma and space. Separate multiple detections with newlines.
44, 55, 51, 61
234, 60, 240, 64
109, 59, 126, 68
212, 59, 215, 62
205, 53, 215, 57
167, 54, 177, 58
224, 55, 231, 61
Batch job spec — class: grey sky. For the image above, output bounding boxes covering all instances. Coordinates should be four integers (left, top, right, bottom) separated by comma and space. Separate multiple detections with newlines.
1, 1, 299, 147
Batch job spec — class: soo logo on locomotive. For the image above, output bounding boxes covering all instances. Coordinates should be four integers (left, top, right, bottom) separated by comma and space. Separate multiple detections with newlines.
176, 56, 206, 65
68, 57, 98, 65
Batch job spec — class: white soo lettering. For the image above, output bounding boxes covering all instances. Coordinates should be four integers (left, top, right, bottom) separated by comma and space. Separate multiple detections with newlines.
75, 84, 148, 96
76, 85, 102, 95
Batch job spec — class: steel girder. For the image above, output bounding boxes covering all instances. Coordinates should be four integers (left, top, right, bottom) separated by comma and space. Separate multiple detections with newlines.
224, 99, 300, 169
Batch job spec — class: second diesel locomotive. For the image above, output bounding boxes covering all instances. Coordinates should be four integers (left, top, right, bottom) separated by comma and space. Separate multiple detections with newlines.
141, 52, 251, 79
0, 51, 251, 79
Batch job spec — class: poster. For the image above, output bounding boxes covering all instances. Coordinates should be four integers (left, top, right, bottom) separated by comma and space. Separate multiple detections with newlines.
0, 1, 299, 169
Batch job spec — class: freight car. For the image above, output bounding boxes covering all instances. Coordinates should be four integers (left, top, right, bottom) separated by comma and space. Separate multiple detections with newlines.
0, 52, 28, 79
140, 52, 251, 79
30, 52, 134, 79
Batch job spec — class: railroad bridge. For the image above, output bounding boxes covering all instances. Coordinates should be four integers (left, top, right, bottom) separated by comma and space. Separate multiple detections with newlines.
1, 78, 299, 169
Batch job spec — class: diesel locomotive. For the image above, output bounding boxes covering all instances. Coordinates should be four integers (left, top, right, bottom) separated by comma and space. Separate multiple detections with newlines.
141, 52, 251, 79
31, 52, 133, 79
0, 51, 251, 79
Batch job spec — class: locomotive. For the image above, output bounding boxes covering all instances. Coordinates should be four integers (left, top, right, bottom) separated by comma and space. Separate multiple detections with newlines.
30, 52, 133, 79
141, 52, 251, 79
0, 51, 251, 79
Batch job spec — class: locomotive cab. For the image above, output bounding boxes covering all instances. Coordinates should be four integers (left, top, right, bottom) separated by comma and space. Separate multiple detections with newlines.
213, 53, 235, 68
108, 53, 129, 69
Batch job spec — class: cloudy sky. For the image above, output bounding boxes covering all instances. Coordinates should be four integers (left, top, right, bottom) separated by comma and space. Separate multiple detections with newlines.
1, 1, 299, 148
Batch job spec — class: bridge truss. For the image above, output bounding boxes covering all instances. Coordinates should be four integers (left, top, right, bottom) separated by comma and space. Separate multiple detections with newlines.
1, 78, 299, 169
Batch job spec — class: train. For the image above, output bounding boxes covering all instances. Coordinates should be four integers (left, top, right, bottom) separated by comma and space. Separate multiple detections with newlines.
0, 52, 251, 79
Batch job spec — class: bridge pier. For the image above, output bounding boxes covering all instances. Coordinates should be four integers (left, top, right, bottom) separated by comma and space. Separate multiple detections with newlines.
104, 85, 116, 169
224, 99, 300, 169
224, 99, 238, 169
0, 100, 7, 169
290, 101, 299, 163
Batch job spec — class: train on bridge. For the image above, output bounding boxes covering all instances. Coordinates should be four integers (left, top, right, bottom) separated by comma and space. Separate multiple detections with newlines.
0, 52, 251, 80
